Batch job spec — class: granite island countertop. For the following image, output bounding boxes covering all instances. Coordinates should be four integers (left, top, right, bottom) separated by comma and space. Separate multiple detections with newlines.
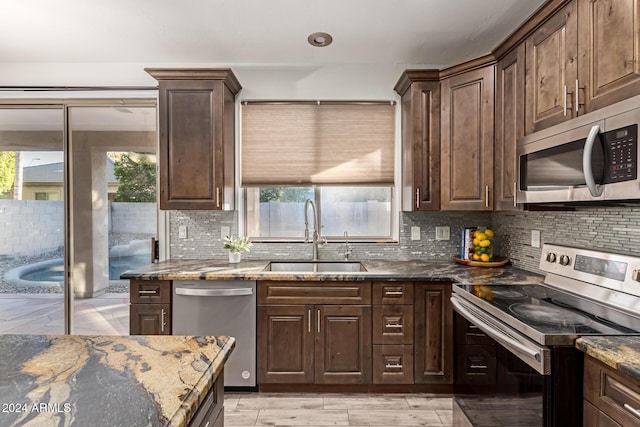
576, 336, 640, 383
120, 258, 544, 285
0, 334, 234, 427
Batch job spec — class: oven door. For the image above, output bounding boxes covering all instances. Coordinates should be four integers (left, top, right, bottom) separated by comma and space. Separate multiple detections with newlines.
517, 119, 606, 204
451, 294, 550, 374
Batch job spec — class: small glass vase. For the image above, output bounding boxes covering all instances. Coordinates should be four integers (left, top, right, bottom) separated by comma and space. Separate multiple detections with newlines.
228, 252, 242, 263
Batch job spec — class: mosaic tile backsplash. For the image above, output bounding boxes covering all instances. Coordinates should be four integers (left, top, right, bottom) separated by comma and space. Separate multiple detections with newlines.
169, 206, 640, 274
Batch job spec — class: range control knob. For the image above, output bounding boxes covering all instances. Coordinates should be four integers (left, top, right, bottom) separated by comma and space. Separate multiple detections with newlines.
546, 252, 557, 263
559, 255, 571, 266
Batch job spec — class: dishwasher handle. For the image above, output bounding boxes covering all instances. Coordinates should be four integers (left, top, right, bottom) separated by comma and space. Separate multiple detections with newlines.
175, 287, 253, 297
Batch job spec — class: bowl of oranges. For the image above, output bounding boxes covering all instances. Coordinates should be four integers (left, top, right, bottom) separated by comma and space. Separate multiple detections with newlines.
454, 228, 509, 267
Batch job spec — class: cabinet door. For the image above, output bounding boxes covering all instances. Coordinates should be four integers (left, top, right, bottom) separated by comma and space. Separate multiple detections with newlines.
158, 79, 229, 210
441, 66, 495, 210
315, 305, 372, 384
401, 81, 441, 211
130, 304, 170, 335
495, 45, 525, 211
525, 0, 578, 134
578, 0, 640, 112
414, 283, 453, 384
257, 305, 314, 384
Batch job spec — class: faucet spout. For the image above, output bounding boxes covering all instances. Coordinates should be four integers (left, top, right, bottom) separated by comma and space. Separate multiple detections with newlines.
304, 199, 324, 261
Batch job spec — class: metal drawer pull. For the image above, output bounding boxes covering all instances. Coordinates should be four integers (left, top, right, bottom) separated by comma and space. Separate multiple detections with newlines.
138, 290, 158, 295
416, 188, 420, 209
513, 181, 518, 208
161, 308, 166, 333
385, 323, 403, 329
317, 309, 321, 334
308, 309, 311, 333
470, 364, 488, 369
485, 185, 489, 208
385, 363, 403, 369
563, 84, 568, 116
624, 404, 640, 419
384, 290, 403, 296
216, 187, 221, 208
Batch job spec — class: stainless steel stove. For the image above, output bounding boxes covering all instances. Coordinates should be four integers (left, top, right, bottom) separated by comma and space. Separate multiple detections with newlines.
451, 243, 640, 426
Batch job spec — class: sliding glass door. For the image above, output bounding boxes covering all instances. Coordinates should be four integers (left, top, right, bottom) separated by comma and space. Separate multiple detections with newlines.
0, 100, 157, 335
0, 106, 65, 334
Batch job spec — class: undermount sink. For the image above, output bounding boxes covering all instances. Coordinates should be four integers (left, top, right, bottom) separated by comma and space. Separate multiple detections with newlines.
264, 261, 367, 273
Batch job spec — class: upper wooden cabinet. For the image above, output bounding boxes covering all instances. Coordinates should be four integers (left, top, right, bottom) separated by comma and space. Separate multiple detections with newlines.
525, 0, 579, 134
525, 0, 640, 134
495, 45, 525, 211
577, 0, 640, 112
440, 65, 495, 211
394, 71, 441, 212
146, 68, 241, 210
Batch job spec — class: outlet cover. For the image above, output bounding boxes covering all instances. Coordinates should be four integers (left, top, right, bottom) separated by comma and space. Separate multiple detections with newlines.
221, 226, 231, 239
411, 226, 421, 241
531, 230, 541, 248
178, 225, 188, 239
435, 226, 450, 241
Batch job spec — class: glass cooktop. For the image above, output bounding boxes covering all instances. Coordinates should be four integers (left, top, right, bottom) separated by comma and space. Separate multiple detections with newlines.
453, 283, 640, 344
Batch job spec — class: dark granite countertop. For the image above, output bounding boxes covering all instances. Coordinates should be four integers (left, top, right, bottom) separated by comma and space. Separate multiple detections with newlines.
120, 259, 544, 285
0, 334, 234, 427
576, 336, 640, 382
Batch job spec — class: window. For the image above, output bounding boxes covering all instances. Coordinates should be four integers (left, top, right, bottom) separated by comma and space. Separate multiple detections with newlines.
245, 186, 392, 241
241, 101, 396, 241
34, 192, 58, 201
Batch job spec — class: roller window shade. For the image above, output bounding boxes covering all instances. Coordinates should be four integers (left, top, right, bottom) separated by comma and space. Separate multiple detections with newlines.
241, 102, 395, 186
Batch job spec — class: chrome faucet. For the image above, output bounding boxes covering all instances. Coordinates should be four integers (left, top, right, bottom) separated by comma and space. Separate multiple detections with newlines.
343, 231, 352, 260
304, 199, 326, 261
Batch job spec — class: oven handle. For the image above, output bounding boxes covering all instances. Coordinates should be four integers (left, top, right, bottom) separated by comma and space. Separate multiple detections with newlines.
451, 296, 548, 374
583, 125, 604, 197
175, 287, 253, 297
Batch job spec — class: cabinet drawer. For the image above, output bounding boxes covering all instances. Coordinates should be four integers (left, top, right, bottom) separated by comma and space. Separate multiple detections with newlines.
585, 356, 640, 427
130, 304, 171, 335
584, 399, 622, 427
373, 345, 414, 384
456, 345, 496, 385
258, 281, 371, 305
373, 282, 414, 305
130, 280, 171, 304
373, 306, 414, 345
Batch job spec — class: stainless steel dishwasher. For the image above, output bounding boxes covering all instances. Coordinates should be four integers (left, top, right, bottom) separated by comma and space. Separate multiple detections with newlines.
172, 280, 256, 389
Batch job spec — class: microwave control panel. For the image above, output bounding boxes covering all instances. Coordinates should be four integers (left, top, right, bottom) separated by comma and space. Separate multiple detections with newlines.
605, 124, 637, 183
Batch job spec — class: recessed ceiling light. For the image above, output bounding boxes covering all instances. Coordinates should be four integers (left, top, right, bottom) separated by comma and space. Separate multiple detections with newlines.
307, 32, 333, 47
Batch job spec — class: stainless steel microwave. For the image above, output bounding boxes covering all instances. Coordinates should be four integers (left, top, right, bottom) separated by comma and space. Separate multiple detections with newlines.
517, 95, 640, 204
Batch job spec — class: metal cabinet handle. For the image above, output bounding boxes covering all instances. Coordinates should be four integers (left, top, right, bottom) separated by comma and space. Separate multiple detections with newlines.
384, 290, 403, 296
204, 422, 210, 427
513, 181, 518, 208
160, 308, 166, 333
216, 187, 221, 208
470, 364, 488, 369
575, 79, 580, 113
317, 309, 320, 334
175, 287, 253, 297
385, 363, 403, 369
385, 323, 403, 329
563, 84, 568, 116
624, 403, 640, 419
415, 188, 420, 209
485, 185, 489, 208
138, 289, 158, 295
308, 309, 311, 333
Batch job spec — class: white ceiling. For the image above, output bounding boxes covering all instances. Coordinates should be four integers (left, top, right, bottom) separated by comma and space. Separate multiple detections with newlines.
1, 0, 545, 68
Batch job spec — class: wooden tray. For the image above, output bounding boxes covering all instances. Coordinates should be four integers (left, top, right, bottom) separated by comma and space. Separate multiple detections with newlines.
453, 256, 509, 268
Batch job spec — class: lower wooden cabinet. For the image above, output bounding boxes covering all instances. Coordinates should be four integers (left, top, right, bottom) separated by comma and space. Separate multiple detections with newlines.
129, 279, 172, 335
188, 370, 224, 427
257, 280, 454, 386
257, 303, 371, 384
414, 283, 453, 384
584, 355, 640, 427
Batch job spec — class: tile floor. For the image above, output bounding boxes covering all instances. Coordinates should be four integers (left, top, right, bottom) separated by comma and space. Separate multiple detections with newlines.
224, 393, 453, 426
0, 293, 129, 335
